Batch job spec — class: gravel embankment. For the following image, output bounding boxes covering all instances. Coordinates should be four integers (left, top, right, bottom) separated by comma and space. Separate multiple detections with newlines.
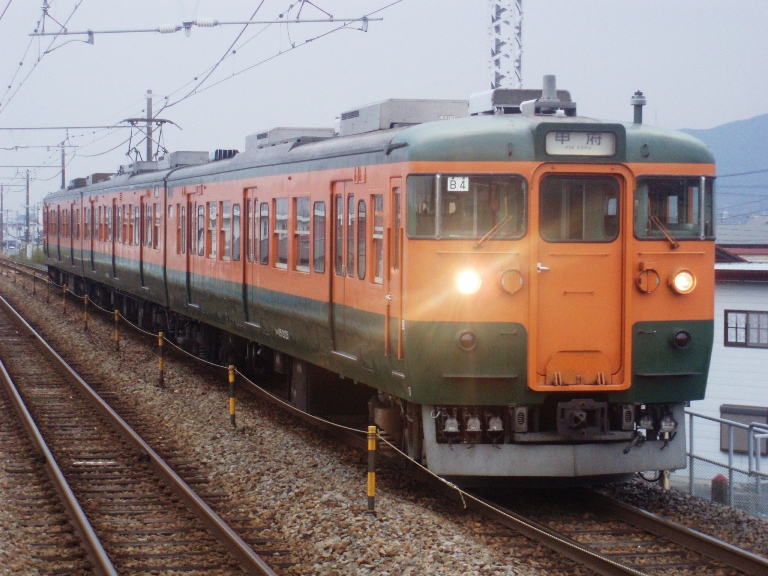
1, 268, 766, 575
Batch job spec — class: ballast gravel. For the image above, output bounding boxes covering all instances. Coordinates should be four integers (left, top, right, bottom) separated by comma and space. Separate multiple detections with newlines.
1, 269, 767, 575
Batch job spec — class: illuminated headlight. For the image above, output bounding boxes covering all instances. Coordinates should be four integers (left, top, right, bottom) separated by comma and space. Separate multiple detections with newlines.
669, 268, 697, 294
659, 414, 677, 434
456, 270, 482, 294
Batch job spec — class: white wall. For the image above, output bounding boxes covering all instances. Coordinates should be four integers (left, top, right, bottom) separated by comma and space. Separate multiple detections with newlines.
688, 280, 768, 471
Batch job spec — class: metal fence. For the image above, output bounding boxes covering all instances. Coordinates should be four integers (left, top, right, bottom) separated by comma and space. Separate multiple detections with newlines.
669, 409, 768, 518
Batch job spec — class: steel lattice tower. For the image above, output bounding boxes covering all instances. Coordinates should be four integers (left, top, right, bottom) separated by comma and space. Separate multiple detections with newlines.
490, 0, 522, 89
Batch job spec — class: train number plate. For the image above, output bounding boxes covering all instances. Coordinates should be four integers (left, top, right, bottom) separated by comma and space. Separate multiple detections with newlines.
446, 177, 470, 192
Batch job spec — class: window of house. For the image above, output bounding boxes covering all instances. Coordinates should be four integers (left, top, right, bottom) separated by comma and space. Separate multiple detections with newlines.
295, 197, 310, 272
726, 310, 768, 348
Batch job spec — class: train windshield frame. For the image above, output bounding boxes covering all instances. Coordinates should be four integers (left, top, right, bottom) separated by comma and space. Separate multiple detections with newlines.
634, 176, 715, 241
406, 173, 526, 240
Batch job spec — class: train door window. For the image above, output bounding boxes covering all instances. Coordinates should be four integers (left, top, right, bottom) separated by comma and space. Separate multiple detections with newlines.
274, 198, 288, 269
107, 207, 112, 241
313, 201, 326, 273
207, 202, 217, 258
232, 204, 241, 261
373, 195, 384, 283
259, 203, 269, 265
145, 204, 153, 247
540, 177, 619, 242
178, 205, 185, 254
246, 199, 253, 262
334, 195, 343, 275
197, 204, 205, 256
134, 206, 141, 245
154, 203, 160, 249
76, 209, 80, 239
357, 199, 366, 280
85, 208, 90, 240
62, 210, 67, 238
294, 197, 310, 272
221, 201, 231, 260
116, 207, 121, 243
347, 194, 355, 278
393, 187, 401, 271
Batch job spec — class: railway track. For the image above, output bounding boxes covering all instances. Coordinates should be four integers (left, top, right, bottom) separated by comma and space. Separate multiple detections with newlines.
2, 260, 767, 575
466, 487, 768, 576
0, 293, 282, 575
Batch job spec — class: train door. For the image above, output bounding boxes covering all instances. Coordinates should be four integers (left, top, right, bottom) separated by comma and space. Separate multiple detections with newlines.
386, 178, 405, 371
88, 200, 95, 271
111, 199, 117, 277
139, 196, 147, 287
532, 171, 624, 390
330, 182, 356, 356
185, 198, 201, 306
243, 187, 260, 326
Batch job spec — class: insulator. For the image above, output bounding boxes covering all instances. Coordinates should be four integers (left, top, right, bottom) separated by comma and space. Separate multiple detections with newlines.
195, 19, 218, 27
158, 24, 180, 34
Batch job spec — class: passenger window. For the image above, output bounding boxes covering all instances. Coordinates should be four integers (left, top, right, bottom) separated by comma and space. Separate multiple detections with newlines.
373, 195, 384, 284
232, 204, 241, 261
357, 199, 366, 280
259, 202, 269, 265
294, 197, 310, 272
221, 201, 231, 260
313, 201, 325, 273
275, 198, 288, 269
347, 194, 355, 278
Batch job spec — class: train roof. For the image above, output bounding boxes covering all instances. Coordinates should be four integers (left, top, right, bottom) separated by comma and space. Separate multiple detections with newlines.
45, 81, 714, 202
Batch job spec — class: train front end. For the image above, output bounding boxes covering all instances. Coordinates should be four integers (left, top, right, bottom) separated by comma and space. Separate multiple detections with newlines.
393, 85, 715, 482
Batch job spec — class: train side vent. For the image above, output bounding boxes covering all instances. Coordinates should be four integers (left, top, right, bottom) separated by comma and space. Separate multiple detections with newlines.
213, 149, 239, 161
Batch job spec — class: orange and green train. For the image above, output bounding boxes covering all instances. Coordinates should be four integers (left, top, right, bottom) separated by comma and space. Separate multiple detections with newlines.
44, 79, 715, 483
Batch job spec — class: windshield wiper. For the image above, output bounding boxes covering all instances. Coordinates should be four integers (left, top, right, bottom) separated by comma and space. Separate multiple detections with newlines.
650, 215, 680, 249
474, 215, 514, 248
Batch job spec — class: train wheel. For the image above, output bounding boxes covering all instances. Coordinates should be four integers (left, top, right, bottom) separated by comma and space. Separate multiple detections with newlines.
403, 402, 423, 464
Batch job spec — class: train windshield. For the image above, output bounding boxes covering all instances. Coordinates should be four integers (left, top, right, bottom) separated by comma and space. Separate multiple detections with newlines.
407, 174, 526, 239
634, 177, 714, 240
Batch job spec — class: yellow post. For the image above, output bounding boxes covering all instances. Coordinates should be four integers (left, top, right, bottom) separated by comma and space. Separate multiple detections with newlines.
367, 425, 377, 515
158, 332, 165, 387
229, 365, 236, 429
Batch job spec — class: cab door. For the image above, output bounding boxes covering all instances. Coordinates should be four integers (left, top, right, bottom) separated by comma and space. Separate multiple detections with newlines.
386, 178, 405, 373
531, 170, 626, 390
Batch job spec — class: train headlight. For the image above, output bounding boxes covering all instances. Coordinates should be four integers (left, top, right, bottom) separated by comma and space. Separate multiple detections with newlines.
456, 270, 482, 294
669, 268, 696, 294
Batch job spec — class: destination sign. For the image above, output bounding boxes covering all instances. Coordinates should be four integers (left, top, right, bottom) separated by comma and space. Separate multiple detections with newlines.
545, 131, 617, 157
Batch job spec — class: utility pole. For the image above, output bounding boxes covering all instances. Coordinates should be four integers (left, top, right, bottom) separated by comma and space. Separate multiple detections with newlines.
146, 89, 153, 161
61, 143, 66, 188
490, 0, 523, 89
25, 171, 30, 246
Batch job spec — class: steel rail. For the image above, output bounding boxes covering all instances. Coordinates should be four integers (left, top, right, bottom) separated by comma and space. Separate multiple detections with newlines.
584, 490, 768, 576
0, 359, 118, 576
0, 294, 278, 576
465, 492, 646, 576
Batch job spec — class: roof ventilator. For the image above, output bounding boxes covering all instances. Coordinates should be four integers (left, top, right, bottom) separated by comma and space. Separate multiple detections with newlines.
213, 149, 238, 161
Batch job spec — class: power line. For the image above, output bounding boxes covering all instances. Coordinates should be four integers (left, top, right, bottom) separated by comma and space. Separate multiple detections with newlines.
718, 168, 768, 178
0, 0, 14, 24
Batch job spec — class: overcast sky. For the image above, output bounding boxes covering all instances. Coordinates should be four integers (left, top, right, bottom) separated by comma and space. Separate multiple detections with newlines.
0, 0, 765, 213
